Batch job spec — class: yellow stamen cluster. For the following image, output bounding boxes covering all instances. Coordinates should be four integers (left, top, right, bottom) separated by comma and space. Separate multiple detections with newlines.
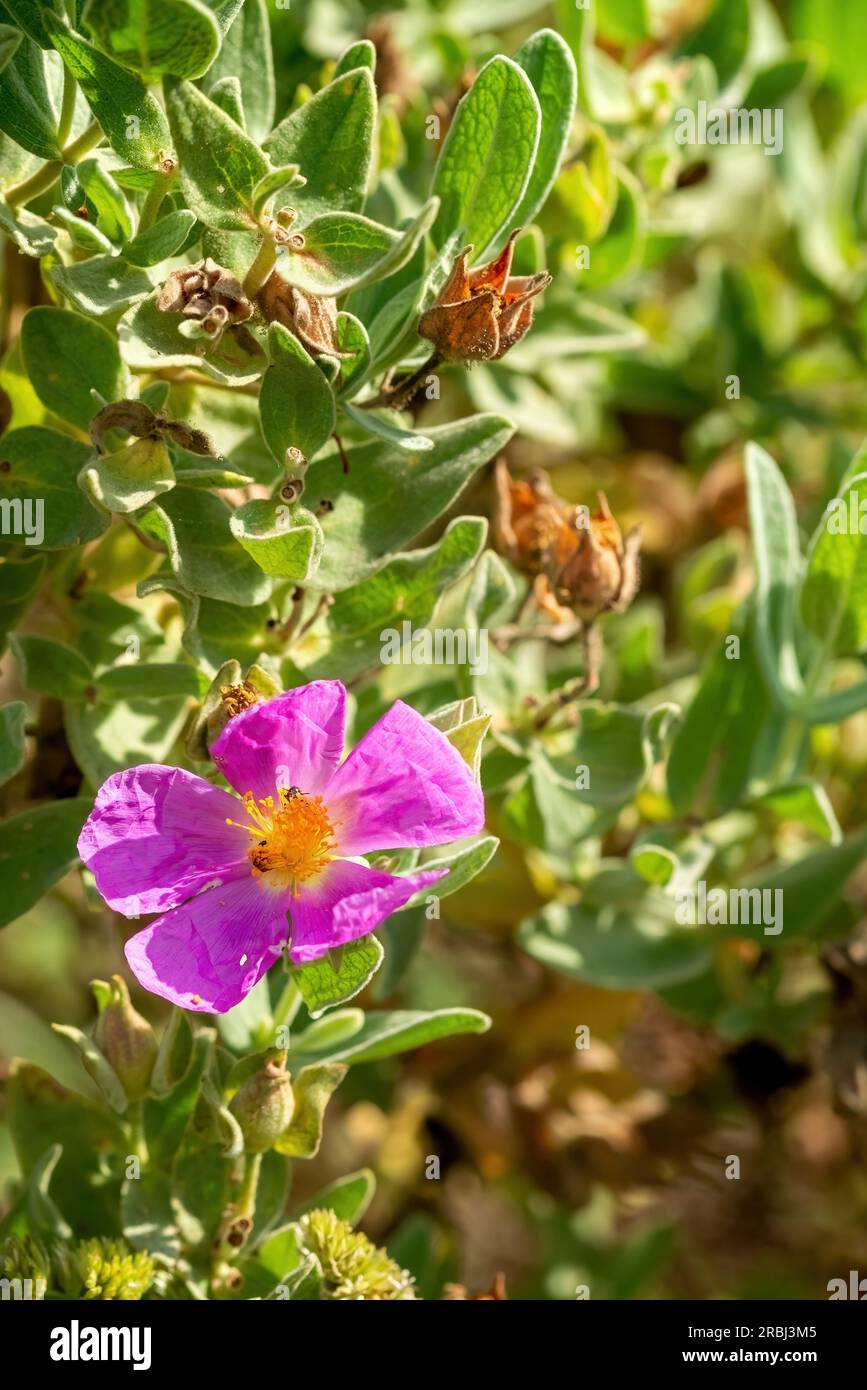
228, 787, 336, 895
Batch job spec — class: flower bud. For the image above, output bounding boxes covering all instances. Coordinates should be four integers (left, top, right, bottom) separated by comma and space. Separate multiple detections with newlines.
229, 1051, 295, 1154
93, 976, 157, 1102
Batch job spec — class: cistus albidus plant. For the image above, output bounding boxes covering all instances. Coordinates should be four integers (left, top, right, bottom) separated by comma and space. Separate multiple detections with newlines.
2, 0, 867, 1309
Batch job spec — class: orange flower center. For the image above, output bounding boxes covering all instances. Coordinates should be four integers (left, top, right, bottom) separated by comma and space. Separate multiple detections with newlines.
228, 787, 336, 894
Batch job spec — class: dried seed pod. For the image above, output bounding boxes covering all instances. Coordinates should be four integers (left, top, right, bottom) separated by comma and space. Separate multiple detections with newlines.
258, 274, 352, 358
419, 229, 551, 363
158, 258, 252, 326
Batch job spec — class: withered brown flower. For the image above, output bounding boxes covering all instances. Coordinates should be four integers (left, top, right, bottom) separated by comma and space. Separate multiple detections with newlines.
494, 461, 641, 624
258, 273, 351, 359
157, 258, 252, 331
419, 229, 551, 362
89, 399, 217, 458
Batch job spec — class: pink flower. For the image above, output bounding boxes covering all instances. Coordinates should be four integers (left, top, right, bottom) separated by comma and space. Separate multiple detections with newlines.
78, 682, 484, 1013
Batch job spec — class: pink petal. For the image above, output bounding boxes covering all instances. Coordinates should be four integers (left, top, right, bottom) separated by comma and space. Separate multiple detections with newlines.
211, 681, 347, 801
78, 764, 252, 917
324, 701, 485, 854
125, 875, 292, 1012
289, 858, 446, 964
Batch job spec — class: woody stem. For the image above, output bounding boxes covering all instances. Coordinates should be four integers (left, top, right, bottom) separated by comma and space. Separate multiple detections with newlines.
373, 352, 441, 410
533, 624, 602, 729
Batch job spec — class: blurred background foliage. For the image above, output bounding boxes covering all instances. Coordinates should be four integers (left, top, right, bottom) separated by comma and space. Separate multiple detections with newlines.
3, 0, 867, 1300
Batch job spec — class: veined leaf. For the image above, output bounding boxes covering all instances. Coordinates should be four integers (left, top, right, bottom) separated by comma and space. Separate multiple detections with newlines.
46, 22, 172, 169
165, 76, 269, 230
511, 28, 577, 230
265, 66, 376, 223
431, 55, 541, 260
81, 0, 222, 81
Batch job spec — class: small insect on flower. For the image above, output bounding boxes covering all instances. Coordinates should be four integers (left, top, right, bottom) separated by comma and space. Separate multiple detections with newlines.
418, 228, 551, 362
78, 683, 485, 1013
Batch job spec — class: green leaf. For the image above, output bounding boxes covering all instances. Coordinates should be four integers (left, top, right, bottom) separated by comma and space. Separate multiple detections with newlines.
77, 155, 133, 241
46, 21, 173, 168
333, 40, 375, 77
519, 899, 712, 990
566, 702, 655, 807
119, 293, 265, 385
341, 403, 433, 454
667, 616, 772, 815
52, 205, 115, 253
51, 1023, 128, 1113
745, 442, 804, 704
595, 0, 650, 44
123, 206, 197, 265
274, 1062, 346, 1158
293, 1169, 374, 1225
0, 799, 92, 929
259, 322, 336, 463
97, 661, 200, 701
307, 413, 514, 592
0, 426, 107, 549
0, 200, 57, 258
82, 0, 221, 81
292, 936, 384, 1019
431, 55, 541, 260
402, 835, 499, 909
21, 306, 127, 431
432, 699, 492, 778
741, 54, 814, 109
0, 699, 26, 786
229, 499, 323, 581
291, 1009, 365, 1056
11, 634, 94, 699
631, 844, 678, 887
208, 72, 244, 126
0, 555, 45, 652
264, 66, 376, 222
278, 201, 437, 296
0, 24, 20, 73
752, 781, 841, 845
165, 75, 269, 230
334, 312, 370, 396
79, 436, 174, 513
141, 487, 272, 604
0, 991, 98, 1096
204, 0, 272, 143
289, 1008, 491, 1066
1, 0, 64, 49
723, 829, 867, 945
793, 0, 867, 100
676, 0, 750, 90
6, 1064, 124, 1235
808, 680, 867, 726
52, 254, 154, 317
64, 692, 191, 786
0, 33, 61, 158
466, 549, 515, 628
121, 1170, 179, 1257
511, 29, 577, 230
800, 470, 867, 657
295, 517, 486, 681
